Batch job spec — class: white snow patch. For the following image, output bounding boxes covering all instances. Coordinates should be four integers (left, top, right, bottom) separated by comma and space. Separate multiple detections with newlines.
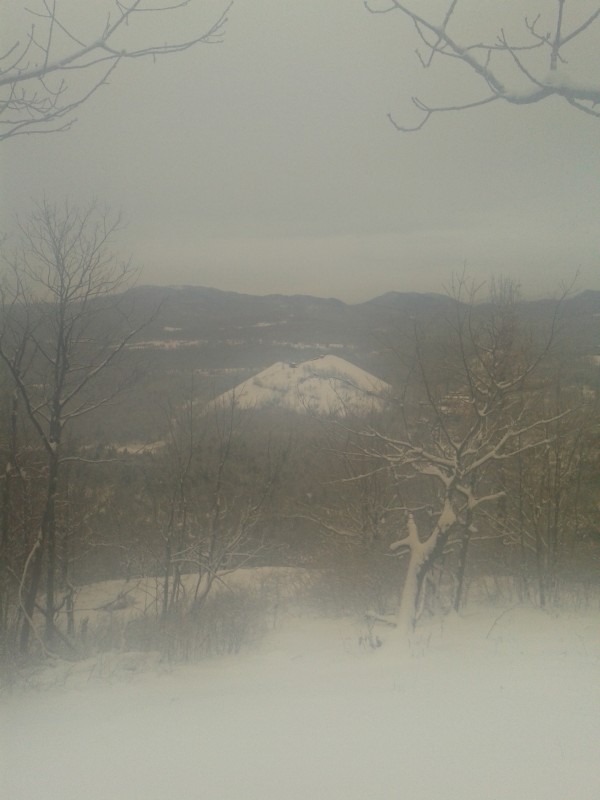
47, 568, 305, 634
213, 354, 390, 416
112, 440, 166, 454
127, 339, 206, 350
273, 340, 348, 350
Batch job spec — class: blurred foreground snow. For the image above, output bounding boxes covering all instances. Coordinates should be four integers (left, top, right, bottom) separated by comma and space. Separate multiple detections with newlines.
2, 605, 600, 800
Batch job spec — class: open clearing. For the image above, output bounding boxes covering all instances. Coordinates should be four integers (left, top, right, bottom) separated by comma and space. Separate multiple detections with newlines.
2, 595, 600, 800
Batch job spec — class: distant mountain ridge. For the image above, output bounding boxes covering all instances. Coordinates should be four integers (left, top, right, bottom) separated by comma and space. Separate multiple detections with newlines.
119, 282, 600, 383
65, 284, 600, 442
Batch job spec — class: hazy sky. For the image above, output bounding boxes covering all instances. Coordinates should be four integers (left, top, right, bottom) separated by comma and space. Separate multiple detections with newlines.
2, 0, 599, 302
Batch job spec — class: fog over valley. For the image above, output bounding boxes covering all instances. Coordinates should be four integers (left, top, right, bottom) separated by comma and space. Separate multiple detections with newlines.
1, 3, 600, 799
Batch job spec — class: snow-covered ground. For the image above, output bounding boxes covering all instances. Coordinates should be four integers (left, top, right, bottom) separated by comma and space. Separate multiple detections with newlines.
2, 598, 600, 800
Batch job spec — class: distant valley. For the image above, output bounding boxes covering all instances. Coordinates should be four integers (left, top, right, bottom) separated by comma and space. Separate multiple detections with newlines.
83, 285, 600, 445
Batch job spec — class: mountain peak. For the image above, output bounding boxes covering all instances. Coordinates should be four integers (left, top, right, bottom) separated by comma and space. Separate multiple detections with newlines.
213, 355, 390, 417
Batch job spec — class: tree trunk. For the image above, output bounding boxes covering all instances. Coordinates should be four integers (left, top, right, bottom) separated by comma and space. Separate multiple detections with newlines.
397, 547, 425, 633
396, 503, 456, 633
162, 536, 171, 622
453, 525, 471, 612
1, 389, 20, 646
43, 451, 60, 645
19, 539, 44, 653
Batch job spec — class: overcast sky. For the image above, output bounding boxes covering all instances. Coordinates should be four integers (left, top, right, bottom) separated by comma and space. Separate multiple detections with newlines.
1, 0, 599, 302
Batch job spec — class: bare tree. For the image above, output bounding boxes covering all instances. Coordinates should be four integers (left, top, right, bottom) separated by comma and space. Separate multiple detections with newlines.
0, 198, 148, 652
356, 277, 568, 632
291, 426, 404, 615
0, 0, 232, 139
141, 391, 285, 623
365, 1, 600, 130
0, 359, 29, 651
491, 381, 598, 606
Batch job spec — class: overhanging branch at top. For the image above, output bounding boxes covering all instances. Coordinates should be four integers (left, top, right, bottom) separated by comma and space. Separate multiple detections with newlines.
365, 0, 600, 129
0, 0, 233, 139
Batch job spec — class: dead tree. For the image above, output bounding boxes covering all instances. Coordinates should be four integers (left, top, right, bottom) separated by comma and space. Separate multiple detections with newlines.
365, 1, 600, 130
0, 0, 232, 139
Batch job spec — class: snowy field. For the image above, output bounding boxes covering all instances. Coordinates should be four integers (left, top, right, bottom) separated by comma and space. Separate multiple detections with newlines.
2, 597, 600, 799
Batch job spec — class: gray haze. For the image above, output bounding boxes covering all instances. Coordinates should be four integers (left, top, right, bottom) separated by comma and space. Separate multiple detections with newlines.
1, 0, 599, 301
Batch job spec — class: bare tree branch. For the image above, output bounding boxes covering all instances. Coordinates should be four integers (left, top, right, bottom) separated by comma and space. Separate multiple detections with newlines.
0, 197, 152, 651
366, 0, 600, 129
1, 0, 233, 138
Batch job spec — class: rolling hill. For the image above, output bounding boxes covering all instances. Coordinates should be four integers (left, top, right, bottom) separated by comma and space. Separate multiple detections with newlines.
212, 354, 391, 416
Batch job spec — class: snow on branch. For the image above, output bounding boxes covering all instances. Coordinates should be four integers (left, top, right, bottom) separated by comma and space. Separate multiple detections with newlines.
366, 0, 600, 129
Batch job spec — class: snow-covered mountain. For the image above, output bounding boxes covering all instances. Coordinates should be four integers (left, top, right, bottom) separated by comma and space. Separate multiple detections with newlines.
213, 354, 390, 416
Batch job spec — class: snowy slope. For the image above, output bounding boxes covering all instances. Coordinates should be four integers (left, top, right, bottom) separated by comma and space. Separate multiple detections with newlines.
213, 354, 391, 416
2, 603, 600, 800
